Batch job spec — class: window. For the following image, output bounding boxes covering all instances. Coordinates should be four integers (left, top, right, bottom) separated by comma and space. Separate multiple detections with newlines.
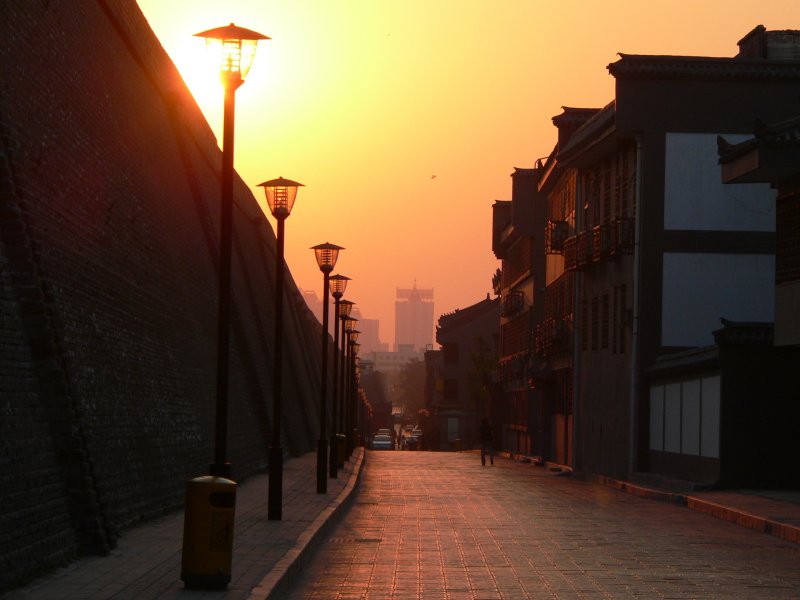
601, 293, 609, 350
591, 296, 599, 351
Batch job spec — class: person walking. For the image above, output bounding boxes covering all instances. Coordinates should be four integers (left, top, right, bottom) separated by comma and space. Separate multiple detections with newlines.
478, 417, 494, 466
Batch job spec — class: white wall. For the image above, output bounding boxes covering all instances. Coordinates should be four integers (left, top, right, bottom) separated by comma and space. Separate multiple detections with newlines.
664, 133, 775, 231
649, 375, 720, 458
662, 253, 774, 347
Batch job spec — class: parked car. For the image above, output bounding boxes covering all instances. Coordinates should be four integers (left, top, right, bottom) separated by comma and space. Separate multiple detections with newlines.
370, 434, 394, 450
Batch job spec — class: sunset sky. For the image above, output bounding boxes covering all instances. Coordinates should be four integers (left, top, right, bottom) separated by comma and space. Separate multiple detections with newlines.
136, 0, 799, 347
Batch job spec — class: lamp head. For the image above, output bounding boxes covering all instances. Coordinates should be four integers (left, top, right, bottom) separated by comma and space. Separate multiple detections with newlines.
338, 300, 354, 318
311, 242, 344, 273
344, 316, 358, 332
194, 23, 269, 83
329, 274, 350, 298
258, 177, 304, 219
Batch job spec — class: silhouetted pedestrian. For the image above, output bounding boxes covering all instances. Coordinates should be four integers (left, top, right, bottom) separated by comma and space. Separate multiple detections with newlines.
478, 418, 493, 466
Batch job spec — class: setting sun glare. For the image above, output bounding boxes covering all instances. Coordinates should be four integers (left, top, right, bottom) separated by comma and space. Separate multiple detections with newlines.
136, 0, 800, 346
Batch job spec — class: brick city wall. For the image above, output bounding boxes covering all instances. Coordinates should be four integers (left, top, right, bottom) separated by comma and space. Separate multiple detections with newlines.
0, 0, 326, 590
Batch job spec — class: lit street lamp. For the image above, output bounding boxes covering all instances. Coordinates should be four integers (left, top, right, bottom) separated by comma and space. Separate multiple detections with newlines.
193, 22, 269, 480
258, 177, 304, 520
328, 274, 350, 478
312, 243, 344, 493
337, 303, 355, 466
182, 23, 267, 590
345, 328, 360, 456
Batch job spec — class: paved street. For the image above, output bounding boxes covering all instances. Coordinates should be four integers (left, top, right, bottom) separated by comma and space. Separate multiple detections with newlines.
286, 451, 800, 599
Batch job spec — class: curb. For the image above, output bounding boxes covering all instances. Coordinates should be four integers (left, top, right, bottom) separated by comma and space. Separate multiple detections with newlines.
585, 473, 800, 545
684, 496, 800, 544
249, 448, 366, 600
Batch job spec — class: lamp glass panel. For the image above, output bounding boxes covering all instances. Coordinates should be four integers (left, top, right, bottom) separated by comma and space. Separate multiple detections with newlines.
339, 302, 354, 317
239, 39, 259, 77
264, 185, 298, 218
314, 247, 339, 271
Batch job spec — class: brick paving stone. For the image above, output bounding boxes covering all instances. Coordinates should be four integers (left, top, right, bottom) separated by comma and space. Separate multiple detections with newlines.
5, 450, 363, 600
285, 451, 800, 600
4, 448, 799, 600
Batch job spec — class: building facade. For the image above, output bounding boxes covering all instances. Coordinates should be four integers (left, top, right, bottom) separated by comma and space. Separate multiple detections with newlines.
505, 25, 800, 483
428, 296, 500, 450
491, 167, 548, 458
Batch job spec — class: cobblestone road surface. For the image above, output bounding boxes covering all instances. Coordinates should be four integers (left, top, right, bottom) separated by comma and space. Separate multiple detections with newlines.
286, 451, 800, 599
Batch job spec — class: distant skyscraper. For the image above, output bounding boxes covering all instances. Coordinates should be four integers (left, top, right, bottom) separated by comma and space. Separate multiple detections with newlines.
352, 307, 388, 354
394, 283, 434, 351
301, 289, 322, 323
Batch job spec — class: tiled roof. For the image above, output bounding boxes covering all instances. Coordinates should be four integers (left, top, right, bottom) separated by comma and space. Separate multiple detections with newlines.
712, 318, 774, 346
718, 115, 800, 162
437, 296, 499, 330
608, 53, 800, 81
552, 107, 603, 128
557, 101, 616, 159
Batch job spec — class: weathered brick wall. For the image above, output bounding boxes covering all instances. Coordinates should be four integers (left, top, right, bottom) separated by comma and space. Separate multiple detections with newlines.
0, 0, 326, 590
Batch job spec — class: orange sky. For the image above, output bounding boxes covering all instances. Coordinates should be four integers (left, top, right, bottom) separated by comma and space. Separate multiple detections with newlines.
136, 0, 799, 347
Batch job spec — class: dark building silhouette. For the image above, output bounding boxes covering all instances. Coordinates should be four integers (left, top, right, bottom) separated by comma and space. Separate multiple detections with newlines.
1, 1, 330, 590
394, 283, 434, 351
492, 25, 800, 486
427, 295, 500, 450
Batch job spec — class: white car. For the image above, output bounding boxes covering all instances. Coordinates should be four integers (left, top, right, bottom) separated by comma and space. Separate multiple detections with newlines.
370, 434, 394, 450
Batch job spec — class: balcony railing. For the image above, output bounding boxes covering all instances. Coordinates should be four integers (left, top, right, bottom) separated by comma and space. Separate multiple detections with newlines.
534, 318, 571, 358
501, 290, 526, 318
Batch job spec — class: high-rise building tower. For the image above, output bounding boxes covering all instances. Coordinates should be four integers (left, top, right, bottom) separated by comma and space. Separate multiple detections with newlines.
394, 283, 434, 351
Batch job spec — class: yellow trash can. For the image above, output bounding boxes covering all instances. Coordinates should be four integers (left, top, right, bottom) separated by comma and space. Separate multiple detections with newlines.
180, 475, 237, 589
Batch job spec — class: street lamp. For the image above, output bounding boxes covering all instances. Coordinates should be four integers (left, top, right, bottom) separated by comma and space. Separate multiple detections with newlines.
311, 242, 344, 493
192, 22, 268, 479
345, 328, 360, 456
342, 316, 358, 454
182, 23, 268, 590
337, 303, 354, 466
328, 274, 350, 478
258, 177, 304, 520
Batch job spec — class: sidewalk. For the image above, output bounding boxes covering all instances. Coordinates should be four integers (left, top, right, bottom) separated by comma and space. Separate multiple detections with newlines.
6, 448, 799, 599
5, 448, 365, 600
499, 451, 800, 546
597, 475, 800, 544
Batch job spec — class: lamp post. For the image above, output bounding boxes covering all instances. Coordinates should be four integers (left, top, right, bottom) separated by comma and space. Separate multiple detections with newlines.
258, 177, 304, 520
342, 316, 358, 455
193, 22, 268, 478
345, 329, 360, 455
337, 303, 354, 465
328, 275, 350, 478
312, 243, 344, 493
182, 24, 267, 591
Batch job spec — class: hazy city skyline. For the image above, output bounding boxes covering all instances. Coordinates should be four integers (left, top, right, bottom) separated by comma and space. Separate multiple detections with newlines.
137, 1, 800, 343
